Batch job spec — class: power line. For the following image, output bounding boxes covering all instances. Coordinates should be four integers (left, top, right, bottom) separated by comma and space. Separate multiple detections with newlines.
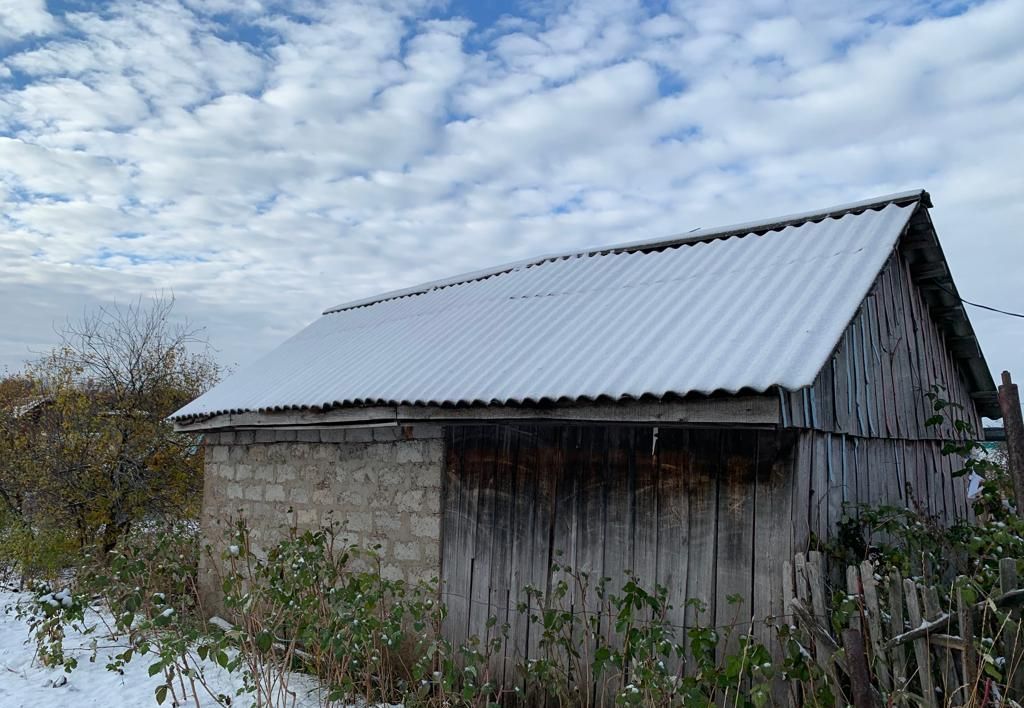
930, 280, 1024, 319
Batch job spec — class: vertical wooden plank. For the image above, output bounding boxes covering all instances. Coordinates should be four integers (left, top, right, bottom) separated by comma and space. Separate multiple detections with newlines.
808, 432, 824, 544
860, 560, 890, 693
846, 565, 860, 631
571, 427, 605, 701
507, 427, 536, 680
531, 427, 561, 700
467, 428, 499, 659
903, 580, 936, 708
888, 569, 908, 696
859, 310, 877, 437
753, 431, 793, 643
831, 330, 850, 434
878, 258, 906, 439
818, 354, 835, 433
602, 427, 634, 597
791, 432, 813, 554
441, 426, 471, 652
815, 433, 832, 539
805, 550, 828, 624
923, 586, 957, 703
684, 428, 721, 634
999, 559, 1024, 696
715, 428, 758, 655
487, 426, 516, 686
632, 428, 659, 587
957, 579, 979, 703
655, 428, 689, 642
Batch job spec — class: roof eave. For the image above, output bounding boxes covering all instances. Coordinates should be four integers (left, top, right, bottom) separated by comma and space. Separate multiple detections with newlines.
901, 203, 1000, 419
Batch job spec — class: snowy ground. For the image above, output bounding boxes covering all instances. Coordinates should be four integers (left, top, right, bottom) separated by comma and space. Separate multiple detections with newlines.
0, 588, 323, 708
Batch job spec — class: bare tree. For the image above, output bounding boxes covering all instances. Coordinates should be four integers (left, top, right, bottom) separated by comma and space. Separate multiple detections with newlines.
1, 294, 222, 552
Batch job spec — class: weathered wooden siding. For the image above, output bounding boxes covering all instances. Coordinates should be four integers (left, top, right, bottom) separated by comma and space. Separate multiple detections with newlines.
783, 248, 981, 439
441, 423, 970, 684
791, 431, 971, 553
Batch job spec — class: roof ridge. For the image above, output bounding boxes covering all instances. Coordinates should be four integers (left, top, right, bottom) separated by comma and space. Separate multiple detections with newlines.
323, 188, 929, 315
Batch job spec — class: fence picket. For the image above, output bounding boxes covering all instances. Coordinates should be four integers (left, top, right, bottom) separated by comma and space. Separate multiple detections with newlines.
957, 580, 978, 705
903, 580, 936, 708
888, 569, 908, 700
923, 586, 959, 703
859, 561, 890, 694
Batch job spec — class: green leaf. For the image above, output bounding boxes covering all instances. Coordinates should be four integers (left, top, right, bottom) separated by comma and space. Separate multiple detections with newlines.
148, 661, 163, 677
256, 631, 273, 653
155, 685, 168, 705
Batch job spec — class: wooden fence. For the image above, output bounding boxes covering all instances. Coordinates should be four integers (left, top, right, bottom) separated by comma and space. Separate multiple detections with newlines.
785, 552, 1024, 707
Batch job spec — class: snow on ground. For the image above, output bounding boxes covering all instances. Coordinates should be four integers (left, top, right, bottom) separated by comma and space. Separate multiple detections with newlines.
0, 589, 323, 708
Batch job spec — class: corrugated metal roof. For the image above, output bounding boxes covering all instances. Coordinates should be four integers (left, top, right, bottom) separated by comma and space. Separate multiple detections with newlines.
172, 192, 932, 421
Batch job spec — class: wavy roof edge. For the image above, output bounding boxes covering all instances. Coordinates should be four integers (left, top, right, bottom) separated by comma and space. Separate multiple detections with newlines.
324, 189, 930, 315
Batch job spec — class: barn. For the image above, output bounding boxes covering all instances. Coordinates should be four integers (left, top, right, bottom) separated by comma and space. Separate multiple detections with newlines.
172, 189, 998, 662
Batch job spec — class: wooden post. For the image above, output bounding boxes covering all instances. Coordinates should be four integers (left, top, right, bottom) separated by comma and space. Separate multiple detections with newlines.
843, 628, 877, 708
999, 371, 1024, 517
999, 558, 1024, 697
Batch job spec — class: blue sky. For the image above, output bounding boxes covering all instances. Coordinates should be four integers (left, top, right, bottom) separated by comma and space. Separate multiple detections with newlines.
0, 0, 1021, 382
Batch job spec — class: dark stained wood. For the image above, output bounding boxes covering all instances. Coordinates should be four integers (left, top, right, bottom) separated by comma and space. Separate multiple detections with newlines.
752, 432, 793, 644
439, 422, 970, 689
685, 429, 721, 632
715, 429, 757, 655
654, 428, 690, 657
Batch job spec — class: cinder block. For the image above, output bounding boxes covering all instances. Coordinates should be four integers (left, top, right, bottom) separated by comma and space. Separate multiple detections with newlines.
296, 429, 321, 443
411, 424, 444, 440
393, 542, 421, 561
373, 513, 402, 532
372, 427, 400, 442
345, 428, 374, 443
320, 429, 347, 443
396, 442, 424, 464
206, 446, 229, 463
265, 485, 286, 502
411, 515, 441, 540
396, 489, 426, 512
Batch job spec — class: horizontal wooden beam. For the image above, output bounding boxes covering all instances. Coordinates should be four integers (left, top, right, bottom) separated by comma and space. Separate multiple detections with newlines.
173, 395, 782, 432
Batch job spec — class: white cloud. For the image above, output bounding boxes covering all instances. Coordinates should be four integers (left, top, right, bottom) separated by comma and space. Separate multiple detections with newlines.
0, 0, 56, 43
0, 0, 1020, 386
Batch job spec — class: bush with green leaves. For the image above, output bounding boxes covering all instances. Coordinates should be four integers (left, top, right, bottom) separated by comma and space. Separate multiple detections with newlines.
217, 518, 452, 707
78, 521, 236, 706
12, 580, 93, 670
513, 564, 778, 708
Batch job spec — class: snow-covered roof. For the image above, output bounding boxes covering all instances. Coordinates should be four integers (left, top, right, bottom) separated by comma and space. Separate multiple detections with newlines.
172, 190, 987, 421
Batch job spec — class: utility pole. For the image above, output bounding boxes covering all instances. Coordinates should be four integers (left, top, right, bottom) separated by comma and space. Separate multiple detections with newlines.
998, 371, 1024, 517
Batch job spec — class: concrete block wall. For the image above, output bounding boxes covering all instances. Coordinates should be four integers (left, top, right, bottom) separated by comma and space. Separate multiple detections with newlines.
197, 425, 444, 611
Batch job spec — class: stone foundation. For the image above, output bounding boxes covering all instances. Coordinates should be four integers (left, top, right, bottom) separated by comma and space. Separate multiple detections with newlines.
197, 425, 444, 613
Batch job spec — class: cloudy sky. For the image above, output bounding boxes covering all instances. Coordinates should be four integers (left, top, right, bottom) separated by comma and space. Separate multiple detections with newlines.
0, 0, 1021, 383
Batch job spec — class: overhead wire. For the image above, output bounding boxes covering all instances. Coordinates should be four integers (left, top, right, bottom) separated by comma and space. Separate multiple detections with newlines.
929, 280, 1024, 319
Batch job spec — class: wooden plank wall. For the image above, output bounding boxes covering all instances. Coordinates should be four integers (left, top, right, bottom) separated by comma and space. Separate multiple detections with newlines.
441, 424, 796, 678
441, 423, 970, 686
784, 249, 982, 439
790, 430, 971, 554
